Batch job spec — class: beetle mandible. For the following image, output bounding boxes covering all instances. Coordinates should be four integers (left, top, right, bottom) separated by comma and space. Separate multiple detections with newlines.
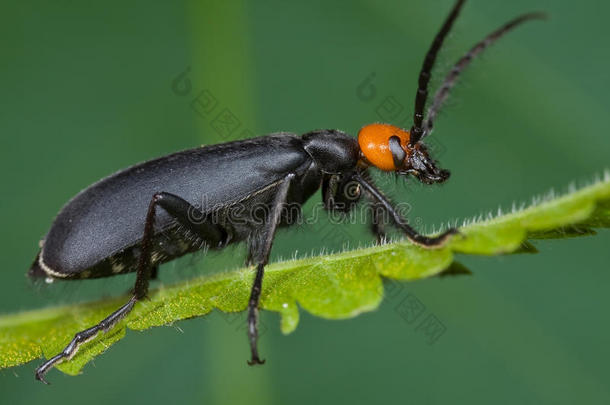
29, 0, 544, 383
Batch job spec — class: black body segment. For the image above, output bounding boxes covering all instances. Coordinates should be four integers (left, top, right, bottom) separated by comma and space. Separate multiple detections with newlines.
302, 129, 361, 173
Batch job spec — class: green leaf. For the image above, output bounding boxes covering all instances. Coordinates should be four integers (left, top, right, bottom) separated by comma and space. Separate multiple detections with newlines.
1, 174, 609, 376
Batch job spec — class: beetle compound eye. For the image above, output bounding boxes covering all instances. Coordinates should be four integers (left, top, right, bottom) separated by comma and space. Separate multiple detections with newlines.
358, 123, 410, 171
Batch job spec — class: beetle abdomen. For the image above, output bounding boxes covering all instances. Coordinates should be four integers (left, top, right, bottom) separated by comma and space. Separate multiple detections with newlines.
34, 134, 312, 279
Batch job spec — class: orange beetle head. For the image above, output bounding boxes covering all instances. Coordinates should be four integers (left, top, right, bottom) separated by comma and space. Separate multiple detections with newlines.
357, 123, 449, 184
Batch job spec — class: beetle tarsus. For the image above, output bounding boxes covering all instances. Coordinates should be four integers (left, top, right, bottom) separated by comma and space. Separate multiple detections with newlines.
411, 227, 460, 248
34, 296, 137, 383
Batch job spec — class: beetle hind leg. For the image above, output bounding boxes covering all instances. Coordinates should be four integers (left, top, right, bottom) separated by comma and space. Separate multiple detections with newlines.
35, 296, 137, 384
34, 191, 228, 383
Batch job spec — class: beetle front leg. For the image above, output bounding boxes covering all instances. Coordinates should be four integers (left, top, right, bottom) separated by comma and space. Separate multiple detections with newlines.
34, 192, 227, 383
354, 173, 458, 247
245, 174, 294, 365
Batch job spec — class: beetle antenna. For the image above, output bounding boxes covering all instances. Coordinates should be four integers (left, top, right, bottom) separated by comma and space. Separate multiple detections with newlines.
410, 0, 466, 146
422, 11, 547, 138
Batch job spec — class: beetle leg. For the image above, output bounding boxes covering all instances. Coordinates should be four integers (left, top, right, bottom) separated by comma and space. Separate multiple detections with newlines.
246, 174, 294, 366
34, 297, 138, 384
34, 192, 163, 383
348, 171, 388, 244
321, 174, 362, 213
34, 192, 227, 383
150, 264, 159, 280
370, 201, 388, 244
322, 172, 388, 242
151, 192, 228, 248
321, 174, 341, 210
354, 173, 458, 247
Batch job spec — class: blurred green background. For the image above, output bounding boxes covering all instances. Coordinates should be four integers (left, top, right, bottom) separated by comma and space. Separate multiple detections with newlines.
1, 0, 609, 403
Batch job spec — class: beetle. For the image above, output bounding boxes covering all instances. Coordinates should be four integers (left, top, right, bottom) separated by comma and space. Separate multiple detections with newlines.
29, 0, 544, 383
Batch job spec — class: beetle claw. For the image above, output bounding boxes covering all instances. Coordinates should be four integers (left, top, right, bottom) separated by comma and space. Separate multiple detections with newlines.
35, 369, 50, 385
247, 356, 266, 366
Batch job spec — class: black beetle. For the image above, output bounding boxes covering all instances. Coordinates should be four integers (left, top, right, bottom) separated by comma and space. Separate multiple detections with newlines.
29, 0, 544, 383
